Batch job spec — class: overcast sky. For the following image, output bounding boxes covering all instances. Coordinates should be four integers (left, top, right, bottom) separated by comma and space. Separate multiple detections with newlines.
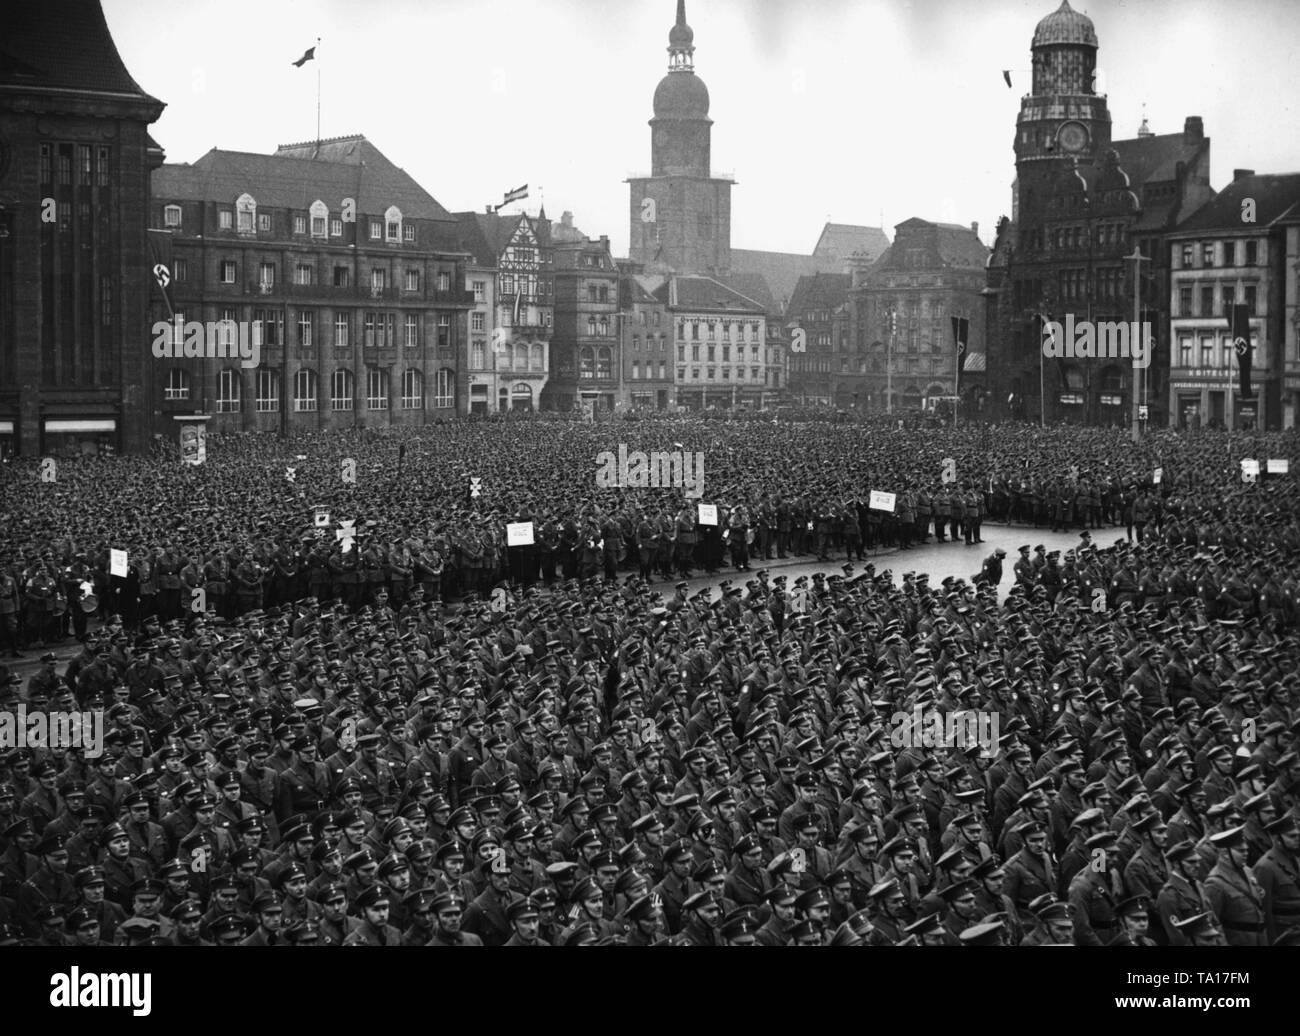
104, 0, 1299, 256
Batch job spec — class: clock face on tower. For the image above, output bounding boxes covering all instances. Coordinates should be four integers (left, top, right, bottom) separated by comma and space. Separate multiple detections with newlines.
1058, 122, 1088, 153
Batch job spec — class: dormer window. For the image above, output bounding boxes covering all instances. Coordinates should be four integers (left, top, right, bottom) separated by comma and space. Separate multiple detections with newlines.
164, 205, 182, 228
236, 193, 257, 234
310, 200, 329, 238
385, 206, 403, 242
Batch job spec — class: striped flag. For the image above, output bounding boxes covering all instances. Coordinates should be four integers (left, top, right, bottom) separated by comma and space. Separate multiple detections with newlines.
501, 184, 528, 207
963, 352, 987, 372
513, 289, 523, 327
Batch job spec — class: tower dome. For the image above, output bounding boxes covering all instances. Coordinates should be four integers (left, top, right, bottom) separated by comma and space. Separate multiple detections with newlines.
1032, 0, 1098, 48
654, 72, 709, 119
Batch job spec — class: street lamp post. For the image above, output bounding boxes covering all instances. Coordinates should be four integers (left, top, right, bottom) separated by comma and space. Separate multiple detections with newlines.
1127, 247, 1151, 442
886, 307, 896, 415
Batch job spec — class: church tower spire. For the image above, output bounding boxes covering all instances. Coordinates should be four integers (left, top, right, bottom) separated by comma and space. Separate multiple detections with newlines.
669, 0, 695, 72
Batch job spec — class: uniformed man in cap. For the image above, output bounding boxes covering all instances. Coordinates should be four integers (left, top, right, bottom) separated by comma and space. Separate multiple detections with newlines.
503, 893, 550, 946
343, 884, 404, 945
1253, 813, 1300, 943
1203, 825, 1267, 946
1067, 830, 1122, 946
1110, 895, 1159, 946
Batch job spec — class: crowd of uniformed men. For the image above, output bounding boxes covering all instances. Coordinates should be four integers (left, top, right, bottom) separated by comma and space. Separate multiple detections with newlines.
0, 416, 1297, 945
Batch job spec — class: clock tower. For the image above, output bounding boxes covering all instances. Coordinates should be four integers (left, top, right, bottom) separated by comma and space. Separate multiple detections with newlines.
628, 0, 733, 276
1013, 1, 1111, 219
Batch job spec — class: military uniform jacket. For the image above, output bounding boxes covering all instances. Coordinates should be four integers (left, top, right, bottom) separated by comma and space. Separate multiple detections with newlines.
101, 854, 151, 909
1004, 848, 1056, 914
1068, 868, 1120, 946
343, 919, 404, 946
462, 888, 512, 946
1252, 848, 1300, 942
1204, 860, 1267, 946
1122, 844, 1168, 902
18, 865, 79, 925
1156, 873, 1207, 946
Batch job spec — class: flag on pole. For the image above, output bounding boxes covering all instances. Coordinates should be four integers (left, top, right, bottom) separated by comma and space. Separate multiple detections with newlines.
293, 46, 316, 67
1229, 304, 1253, 399
1002, 70, 1013, 89
513, 289, 523, 327
952, 316, 969, 393
502, 184, 528, 207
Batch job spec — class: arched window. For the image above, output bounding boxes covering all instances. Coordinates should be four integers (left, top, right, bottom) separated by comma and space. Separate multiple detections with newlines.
331, 368, 354, 411
401, 369, 424, 409
596, 347, 612, 379
217, 369, 242, 413
235, 193, 257, 234
294, 368, 318, 412
598, 316, 609, 337
587, 317, 597, 336
580, 347, 595, 380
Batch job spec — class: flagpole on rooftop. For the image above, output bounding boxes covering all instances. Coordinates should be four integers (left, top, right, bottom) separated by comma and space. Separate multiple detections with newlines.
316, 38, 322, 152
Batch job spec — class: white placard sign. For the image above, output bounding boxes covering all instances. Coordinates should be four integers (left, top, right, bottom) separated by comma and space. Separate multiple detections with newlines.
697, 504, 718, 526
1152, 467, 1162, 485
110, 549, 128, 577
506, 522, 535, 546
1267, 459, 1288, 474
1241, 459, 1260, 479
868, 491, 896, 513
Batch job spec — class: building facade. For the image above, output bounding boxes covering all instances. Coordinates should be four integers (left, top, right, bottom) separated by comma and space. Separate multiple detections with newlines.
620, 273, 673, 410
983, 1, 1213, 427
854, 219, 989, 413
0, 0, 165, 457
547, 218, 620, 414
150, 138, 473, 435
1165, 172, 1300, 430
786, 274, 851, 406
455, 210, 553, 413
627, 0, 733, 278
669, 275, 772, 409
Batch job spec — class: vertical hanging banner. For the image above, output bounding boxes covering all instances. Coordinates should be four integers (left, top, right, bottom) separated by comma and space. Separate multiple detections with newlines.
1229, 304, 1253, 399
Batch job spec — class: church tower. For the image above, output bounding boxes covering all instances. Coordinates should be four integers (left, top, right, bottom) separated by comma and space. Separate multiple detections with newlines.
1013, 1, 1111, 220
627, 0, 733, 276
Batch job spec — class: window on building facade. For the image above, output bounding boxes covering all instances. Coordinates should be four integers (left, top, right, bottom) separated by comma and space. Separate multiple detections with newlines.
255, 370, 280, 412
366, 368, 388, 410
434, 369, 454, 408
405, 315, 418, 348
219, 209, 233, 230
404, 225, 415, 243
1202, 243, 1214, 267
1245, 284, 1257, 315
331, 218, 343, 237
217, 369, 241, 412
1246, 241, 1258, 266
165, 368, 190, 401
298, 311, 314, 349
437, 314, 450, 348
294, 215, 307, 235
473, 281, 486, 302
401, 369, 423, 409
164, 205, 182, 228
295, 369, 318, 411
1178, 337, 1192, 369
296, 263, 313, 286
472, 312, 485, 332
406, 269, 420, 292
220, 261, 236, 283
331, 369, 354, 410
335, 314, 350, 349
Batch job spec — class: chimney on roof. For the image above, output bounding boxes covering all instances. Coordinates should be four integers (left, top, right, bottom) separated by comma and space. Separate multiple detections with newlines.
561, 211, 573, 228
599, 235, 609, 250
1183, 116, 1204, 144
1233, 169, 1255, 183
485, 205, 493, 214
970, 221, 979, 237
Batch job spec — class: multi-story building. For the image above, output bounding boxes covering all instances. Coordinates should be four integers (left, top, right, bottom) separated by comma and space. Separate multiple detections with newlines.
669, 275, 771, 409
786, 274, 851, 406
1165, 171, 1300, 430
454, 209, 553, 412
547, 214, 620, 414
627, 0, 733, 278
620, 271, 673, 410
984, 1, 1213, 426
150, 137, 473, 433
1285, 207, 1300, 430
463, 258, 496, 415
0, 0, 164, 456
853, 219, 989, 413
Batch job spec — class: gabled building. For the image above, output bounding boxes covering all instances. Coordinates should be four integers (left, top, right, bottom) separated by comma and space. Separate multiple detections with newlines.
984, 1, 1213, 427
731, 222, 890, 316
854, 219, 989, 413
1165, 171, 1300, 430
151, 136, 474, 432
0, 0, 165, 456
454, 209, 553, 412
547, 213, 620, 414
